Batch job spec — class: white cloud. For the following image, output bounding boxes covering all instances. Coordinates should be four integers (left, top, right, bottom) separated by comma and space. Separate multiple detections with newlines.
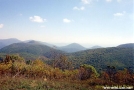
106, 0, 112, 2
81, 0, 92, 4
114, 13, 123, 16
63, 18, 71, 23
73, 6, 85, 10
114, 11, 125, 16
80, 7, 85, 10
0, 24, 4, 29
73, 7, 79, 10
29, 16, 46, 23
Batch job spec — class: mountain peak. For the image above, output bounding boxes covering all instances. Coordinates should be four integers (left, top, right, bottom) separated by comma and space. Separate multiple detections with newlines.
59, 43, 86, 53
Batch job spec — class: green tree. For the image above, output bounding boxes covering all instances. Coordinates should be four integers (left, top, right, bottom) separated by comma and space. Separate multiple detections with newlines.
53, 55, 73, 71
79, 64, 99, 80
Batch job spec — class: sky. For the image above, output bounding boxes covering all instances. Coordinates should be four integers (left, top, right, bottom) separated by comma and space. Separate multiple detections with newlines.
0, 0, 133, 47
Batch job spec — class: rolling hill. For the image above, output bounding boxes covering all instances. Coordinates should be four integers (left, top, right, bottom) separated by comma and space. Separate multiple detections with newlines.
68, 46, 134, 71
117, 43, 134, 48
0, 41, 64, 60
24, 40, 56, 48
58, 43, 86, 53
0, 38, 57, 49
0, 38, 21, 49
0, 40, 133, 72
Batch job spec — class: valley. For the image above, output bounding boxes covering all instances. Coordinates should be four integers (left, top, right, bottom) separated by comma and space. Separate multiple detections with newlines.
0, 38, 134, 71
0, 38, 133, 90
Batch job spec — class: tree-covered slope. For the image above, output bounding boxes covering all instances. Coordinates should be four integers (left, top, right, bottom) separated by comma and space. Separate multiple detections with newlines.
0, 42, 63, 60
68, 47, 134, 71
0, 41, 133, 72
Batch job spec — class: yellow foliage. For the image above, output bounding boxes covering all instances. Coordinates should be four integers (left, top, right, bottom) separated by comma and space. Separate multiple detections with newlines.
13, 61, 26, 71
0, 61, 12, 71
32, 59, 44, 66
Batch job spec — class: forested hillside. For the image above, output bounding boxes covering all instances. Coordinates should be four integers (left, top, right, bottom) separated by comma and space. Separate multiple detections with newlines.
0, 42, 63, 60
0, 43, 134, 89
68, 47, 134, 71
0, 43, 133, 72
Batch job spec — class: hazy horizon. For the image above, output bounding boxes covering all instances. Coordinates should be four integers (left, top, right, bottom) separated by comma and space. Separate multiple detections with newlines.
0, 0, 133, 48
1, 37, 133, 48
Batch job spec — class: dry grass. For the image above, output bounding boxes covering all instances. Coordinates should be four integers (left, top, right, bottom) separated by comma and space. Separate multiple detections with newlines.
0, 76, 98, 90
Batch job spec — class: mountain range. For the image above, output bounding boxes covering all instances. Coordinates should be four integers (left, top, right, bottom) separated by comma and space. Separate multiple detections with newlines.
0, 38, 133, 71
0, 38, 103, 53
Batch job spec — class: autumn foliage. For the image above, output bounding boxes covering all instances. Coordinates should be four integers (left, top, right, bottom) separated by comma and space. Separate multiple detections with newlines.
0, 54, 133, 88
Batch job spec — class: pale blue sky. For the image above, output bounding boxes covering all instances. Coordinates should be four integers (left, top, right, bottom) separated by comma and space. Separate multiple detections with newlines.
0, 0, 133, 47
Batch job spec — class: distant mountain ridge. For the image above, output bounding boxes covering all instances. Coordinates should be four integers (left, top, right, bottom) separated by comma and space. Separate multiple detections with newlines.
0, 38, 21, 49
90, 45, 102, 49
0, 42, 63, 60
0, 39, 133, 72
117, 43, 134, 48
0, 38, 57, 49
24, 40, 55, 48
0, 38, 103, 53
0, 38, 133, 53
58, 43, 86, 53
